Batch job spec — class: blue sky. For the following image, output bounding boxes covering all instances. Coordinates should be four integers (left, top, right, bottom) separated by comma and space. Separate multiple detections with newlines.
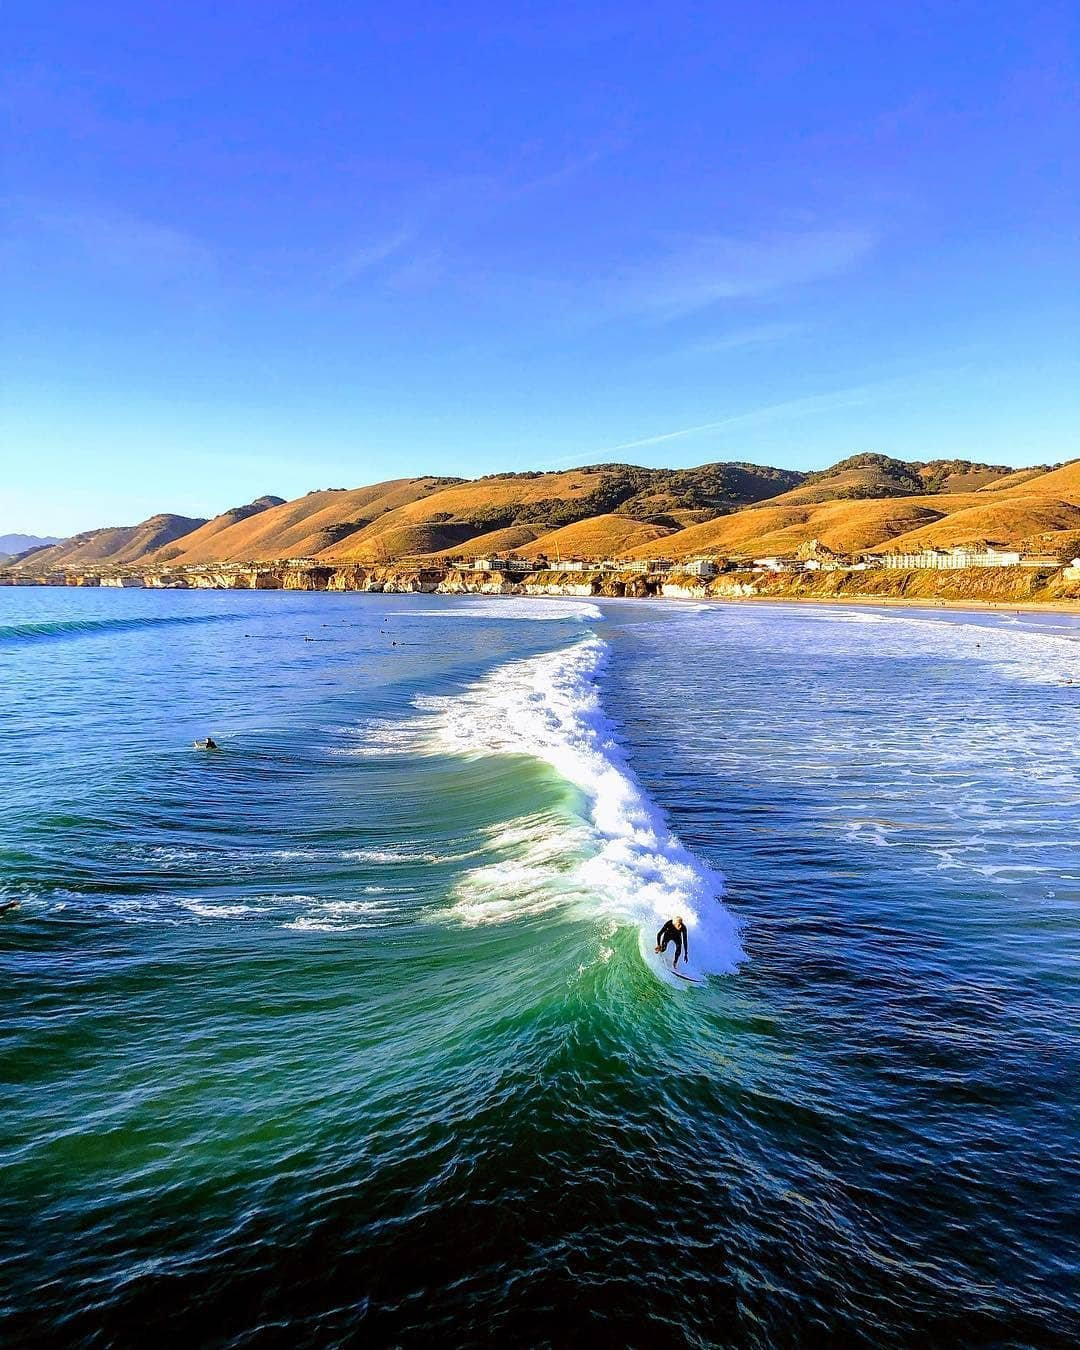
3, 1, 1078, 534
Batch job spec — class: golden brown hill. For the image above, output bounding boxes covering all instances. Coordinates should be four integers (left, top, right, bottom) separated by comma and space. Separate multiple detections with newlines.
765, 454, 1014, 508
518, 514, 675, 559
12, 513, 207, 572
166, 479, 447, 563
318, 469, 611, 561
609, 462, 804, 517
347, 522, 483, 562
1027, 528, 1080, 561
916, 460, 1013, 493
147, 495, 285, 563
989, 459, 1080, 503
11, 456, 1065, 574
318, 463, 814, 561
870, 496, 1080, 552
626, 498, 967, 560
765, 456, 925, 507
977, 466, 1058, 493
429, 526, 548, 559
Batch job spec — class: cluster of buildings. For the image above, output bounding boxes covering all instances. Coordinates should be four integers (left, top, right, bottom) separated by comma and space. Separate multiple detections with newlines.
725, 545, 1066, 574
467, 555, 719, 577
877, 544, 1060, 570
464, 543, 1066, 578
3, 545, 1075, 589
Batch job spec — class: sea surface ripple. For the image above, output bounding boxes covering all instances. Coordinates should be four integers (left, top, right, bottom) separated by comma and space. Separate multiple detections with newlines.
1, 587, 1077, 1347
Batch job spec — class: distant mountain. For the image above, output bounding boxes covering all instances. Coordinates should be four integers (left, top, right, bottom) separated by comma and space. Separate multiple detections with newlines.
0, 532, 63, 563
10, 514, 208, 572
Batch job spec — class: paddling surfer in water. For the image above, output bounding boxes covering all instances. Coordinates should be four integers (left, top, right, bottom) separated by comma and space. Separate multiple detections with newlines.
655, 916, 689, 971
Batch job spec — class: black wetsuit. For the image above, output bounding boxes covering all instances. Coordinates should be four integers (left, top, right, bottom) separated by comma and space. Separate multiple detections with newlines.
656, 920, 688, 963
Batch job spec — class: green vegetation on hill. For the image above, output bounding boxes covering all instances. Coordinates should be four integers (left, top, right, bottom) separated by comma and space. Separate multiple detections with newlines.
801, 453, 927, 499
611, 461, 805, 518
450, 462, 804, 535
916, 459, 1011, 493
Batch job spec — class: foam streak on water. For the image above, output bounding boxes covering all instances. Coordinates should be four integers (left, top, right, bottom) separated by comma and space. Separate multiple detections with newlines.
414, 637, 745, 973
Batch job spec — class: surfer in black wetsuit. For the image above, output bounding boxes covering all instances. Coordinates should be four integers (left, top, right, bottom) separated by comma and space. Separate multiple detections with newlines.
655, 916, 688, 970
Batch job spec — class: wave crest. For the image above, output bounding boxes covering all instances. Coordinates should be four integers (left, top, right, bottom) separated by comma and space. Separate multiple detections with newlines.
0, 613, 243, 644
416, 638, 746, 976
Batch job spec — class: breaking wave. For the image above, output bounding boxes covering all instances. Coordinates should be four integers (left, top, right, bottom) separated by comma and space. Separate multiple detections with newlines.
413, 638, 746, 976
0, 613, 244, 644
406, 598, 603, 622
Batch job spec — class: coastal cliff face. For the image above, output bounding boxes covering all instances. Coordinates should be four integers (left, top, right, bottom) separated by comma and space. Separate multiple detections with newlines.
4, 560, 1079, 607
710, 566, 1080, 605
352, 564, 1080, 605
325, 567, 661, 598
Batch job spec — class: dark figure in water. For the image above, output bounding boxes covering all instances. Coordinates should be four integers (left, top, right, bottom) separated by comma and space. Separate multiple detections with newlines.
655, 916, 688, 969
0, 900, 20, 916
195, 737, 218, 750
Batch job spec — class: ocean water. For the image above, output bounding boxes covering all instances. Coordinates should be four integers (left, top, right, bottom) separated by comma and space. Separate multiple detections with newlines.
1, 587, 1077, 1346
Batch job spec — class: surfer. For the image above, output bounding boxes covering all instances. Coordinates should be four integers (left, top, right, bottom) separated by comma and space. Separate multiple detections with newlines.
655, 916, 689, 970
195, 737, 219, 750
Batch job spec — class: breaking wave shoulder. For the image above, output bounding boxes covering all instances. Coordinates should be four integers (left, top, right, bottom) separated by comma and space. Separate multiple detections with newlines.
412, 637, 746, 976
406, 597, 603, 622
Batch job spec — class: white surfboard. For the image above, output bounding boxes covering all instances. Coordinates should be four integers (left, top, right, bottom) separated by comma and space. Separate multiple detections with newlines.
639, 929, 701, 986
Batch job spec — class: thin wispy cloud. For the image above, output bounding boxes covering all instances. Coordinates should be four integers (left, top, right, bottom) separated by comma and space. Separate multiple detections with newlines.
553, 377, 915, 467
609, 226, 878, 319
337, 224, 421, 284
16, 200, 214, 276
671, 321, 810, 357
328, 143, 609, 297
509, 144, 609, 198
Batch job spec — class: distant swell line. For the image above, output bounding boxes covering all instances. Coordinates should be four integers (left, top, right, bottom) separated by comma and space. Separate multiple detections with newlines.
0, 613, 245, 643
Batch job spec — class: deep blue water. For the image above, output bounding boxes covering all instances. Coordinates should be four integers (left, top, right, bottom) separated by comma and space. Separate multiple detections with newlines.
1, 587, 1078, 1346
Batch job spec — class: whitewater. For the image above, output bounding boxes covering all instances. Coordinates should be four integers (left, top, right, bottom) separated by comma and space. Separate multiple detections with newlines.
404, 634, 746, 976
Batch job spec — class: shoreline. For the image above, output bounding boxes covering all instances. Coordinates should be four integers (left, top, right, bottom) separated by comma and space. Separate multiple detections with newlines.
6, 584, 1080, 618
690, 592, 1080, 616
5, 561, 1080, 617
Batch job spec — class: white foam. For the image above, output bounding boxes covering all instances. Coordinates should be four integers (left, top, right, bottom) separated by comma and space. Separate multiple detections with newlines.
422, 814, 593, 925
282, 916, 381, 932
281, 898, 394, 932
798, 607, 1080, 686
339, 846, 473, 864
269, 845, 466, 865
181, 901, 255, 918
415, 638, 745, 975
406, 598, 603, 622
